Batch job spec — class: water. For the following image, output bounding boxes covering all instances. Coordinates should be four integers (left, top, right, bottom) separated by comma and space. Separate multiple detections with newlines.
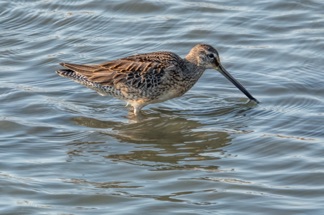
1, 0, 324, 214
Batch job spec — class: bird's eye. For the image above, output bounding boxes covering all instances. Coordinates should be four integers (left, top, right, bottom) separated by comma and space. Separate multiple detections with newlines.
208, 54, 214, 58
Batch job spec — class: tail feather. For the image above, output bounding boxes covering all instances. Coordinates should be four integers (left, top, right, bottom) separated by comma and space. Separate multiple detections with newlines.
56, 69, 79, 78
59, 62, 96, 76
56, 69, 109, 96
56, 68, 90, 84
56, 67, 88, 83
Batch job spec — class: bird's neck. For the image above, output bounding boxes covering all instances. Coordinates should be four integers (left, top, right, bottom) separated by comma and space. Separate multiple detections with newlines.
184, 52, 205, 76
183, 57, 205, 79
185, 52, 198, 66
178, 59, 206, 95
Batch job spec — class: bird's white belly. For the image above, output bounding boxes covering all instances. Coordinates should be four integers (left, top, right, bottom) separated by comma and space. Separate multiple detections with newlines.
155, 88, 182, 103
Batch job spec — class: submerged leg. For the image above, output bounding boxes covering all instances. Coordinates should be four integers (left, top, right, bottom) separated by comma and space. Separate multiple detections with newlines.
132, 103, 145, 116
133, 106, 141, 116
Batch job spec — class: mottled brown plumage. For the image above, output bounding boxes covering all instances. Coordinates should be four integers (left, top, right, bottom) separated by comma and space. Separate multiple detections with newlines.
56, 44, 258, 115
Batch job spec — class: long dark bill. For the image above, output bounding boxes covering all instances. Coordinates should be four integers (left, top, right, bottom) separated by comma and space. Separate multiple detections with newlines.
218, 65, 259, 103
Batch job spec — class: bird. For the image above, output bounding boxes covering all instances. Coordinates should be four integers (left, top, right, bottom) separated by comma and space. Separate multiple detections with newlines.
56, 44, 258, 115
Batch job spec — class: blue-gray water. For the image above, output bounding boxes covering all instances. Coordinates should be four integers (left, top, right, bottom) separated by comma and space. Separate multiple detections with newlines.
1, 1, 324, 214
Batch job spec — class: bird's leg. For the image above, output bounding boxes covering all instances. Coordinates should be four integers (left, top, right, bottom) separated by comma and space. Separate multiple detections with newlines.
133, 106, 141, 116
132, 103, 144, 116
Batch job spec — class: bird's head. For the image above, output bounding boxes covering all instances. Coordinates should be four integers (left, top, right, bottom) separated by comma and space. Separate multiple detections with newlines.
187, 44, 259, 103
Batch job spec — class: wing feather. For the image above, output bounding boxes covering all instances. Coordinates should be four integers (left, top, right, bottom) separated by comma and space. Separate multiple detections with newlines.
60, 52, 184, 90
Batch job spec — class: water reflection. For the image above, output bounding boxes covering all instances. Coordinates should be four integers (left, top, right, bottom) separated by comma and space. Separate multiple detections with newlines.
69, 112, 231, 171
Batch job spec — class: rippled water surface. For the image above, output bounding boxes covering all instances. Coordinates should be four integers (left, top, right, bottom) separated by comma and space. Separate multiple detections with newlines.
1, 0, 324, 214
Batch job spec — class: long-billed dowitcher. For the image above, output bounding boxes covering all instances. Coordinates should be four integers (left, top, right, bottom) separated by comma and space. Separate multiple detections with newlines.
56, 44, 258, 115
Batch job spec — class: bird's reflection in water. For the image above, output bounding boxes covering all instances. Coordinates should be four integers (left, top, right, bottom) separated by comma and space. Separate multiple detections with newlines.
70, 111, 234, 171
